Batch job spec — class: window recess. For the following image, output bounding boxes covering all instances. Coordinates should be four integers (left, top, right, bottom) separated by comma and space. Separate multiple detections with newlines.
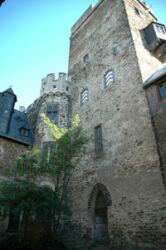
81, 89, 88, 105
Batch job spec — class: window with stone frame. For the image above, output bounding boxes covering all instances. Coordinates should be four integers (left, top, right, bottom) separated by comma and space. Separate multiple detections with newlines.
81, 88, 88, 105
46, 104, 59, 124
42, 141, 56, 162
20, 128, 29, 137
104, 69, 115, 88
155, 24, 166, 35
158, 81, 166, 100
95, 125, 103, 155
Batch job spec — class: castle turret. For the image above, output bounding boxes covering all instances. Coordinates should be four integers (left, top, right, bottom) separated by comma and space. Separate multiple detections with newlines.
0, 88, 17, 134
40, 72, 72, 97
28, 73, 73, 146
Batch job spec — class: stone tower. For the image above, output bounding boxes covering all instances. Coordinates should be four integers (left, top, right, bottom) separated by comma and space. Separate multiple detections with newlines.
0, 88, 17, 134
67, 0, 166, 248
28, 73, 73, 146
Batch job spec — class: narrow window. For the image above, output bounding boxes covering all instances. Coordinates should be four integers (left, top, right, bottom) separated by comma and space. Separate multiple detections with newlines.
20, 128, 29, 137
134, 7, 140, 16
83, 54, 89, 63
95, 125, 103, 155
42, 141, 56, 162
104, 70, 115, 88
47, 104, 59, 123
158, 82, 166, 100
81, 89, 88, 105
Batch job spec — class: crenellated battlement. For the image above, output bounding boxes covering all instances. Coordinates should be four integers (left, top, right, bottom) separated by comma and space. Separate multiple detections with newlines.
40, 72, 73, 97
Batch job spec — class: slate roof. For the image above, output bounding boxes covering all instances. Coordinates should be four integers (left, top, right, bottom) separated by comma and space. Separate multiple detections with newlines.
7, 109, 34, 145
0, 88, 34, 145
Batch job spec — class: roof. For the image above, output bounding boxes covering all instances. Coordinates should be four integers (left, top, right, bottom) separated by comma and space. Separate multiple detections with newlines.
0, 88, 34, 145
144, 67, 166, 88
0, 87, 17, 102
0, 110, 34, 145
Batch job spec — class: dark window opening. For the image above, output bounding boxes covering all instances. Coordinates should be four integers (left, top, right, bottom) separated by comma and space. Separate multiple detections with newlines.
112, 47, 118, 55
66, 86, 69, 91
83, 54, 89, 63
53, 85, 56, 89
15, 115, 23, 121
94, 191, 108, 242
95, 125, 103, 155
47, 104, 59, 124
134, 7, 140, 15
158, 82, 166, 100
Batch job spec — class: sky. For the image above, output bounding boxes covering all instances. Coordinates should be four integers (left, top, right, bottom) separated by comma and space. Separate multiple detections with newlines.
0, 0, 166, 109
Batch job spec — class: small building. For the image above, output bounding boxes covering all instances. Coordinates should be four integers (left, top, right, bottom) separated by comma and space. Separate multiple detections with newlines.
0, 88, 33, 171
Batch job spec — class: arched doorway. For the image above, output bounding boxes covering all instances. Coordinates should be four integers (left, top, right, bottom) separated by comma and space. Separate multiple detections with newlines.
88, 183, 111, 243
94, 191, 108, 242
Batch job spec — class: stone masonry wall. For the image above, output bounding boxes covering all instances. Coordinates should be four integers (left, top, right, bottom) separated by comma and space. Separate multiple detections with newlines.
0, 137, 27, 173
124, 0, 166, 82
28, 74, 72, 146
28, 93, 71, 146
153, 109, 166, 187
68, 0, 166, 248
40, 73, 73, 97
0, 137, 28, 232
145, 80, 166, 189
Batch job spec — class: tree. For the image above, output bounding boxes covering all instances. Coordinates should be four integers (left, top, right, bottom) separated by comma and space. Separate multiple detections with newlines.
0, 115, 87, 249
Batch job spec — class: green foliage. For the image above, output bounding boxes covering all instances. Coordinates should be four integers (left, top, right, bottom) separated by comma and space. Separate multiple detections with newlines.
0, 114, 88, 236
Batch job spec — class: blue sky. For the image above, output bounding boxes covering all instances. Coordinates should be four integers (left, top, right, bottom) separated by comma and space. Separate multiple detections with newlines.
0, 0, 166, 109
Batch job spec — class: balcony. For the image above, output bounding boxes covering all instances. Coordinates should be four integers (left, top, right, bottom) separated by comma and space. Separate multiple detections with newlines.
143, 22, 166, 61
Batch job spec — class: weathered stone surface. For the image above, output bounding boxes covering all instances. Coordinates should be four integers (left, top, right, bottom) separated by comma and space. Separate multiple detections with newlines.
1, 0, 166, 249
0, 137, 28, 172
124, 0, 166, 82
28, 74, 72, 146
68, 0, 166, 248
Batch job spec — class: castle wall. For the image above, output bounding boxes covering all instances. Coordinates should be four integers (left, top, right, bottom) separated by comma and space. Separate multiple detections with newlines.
123, 0, 166, 82
145, 76, 166, 188
68, 0, 166, 247
0, 137, 27, 173
153, 109, 166, 186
